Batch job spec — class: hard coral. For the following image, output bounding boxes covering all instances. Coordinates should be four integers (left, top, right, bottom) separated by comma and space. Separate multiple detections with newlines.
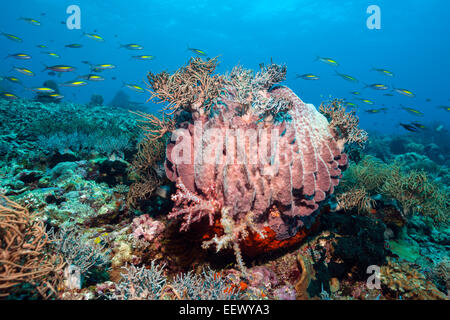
146, 59, 366, 269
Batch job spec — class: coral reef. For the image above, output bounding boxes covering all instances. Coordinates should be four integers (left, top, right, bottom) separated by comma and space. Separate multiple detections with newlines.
0, 59, 448, 301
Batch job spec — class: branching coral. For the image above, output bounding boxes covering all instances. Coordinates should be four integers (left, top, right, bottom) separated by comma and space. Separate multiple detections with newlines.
223, 63, 290, 117
319, 99, 368, 149
0, 195, 64, 298
146, 57, 225, 117
381, 168, 449, 223
130, 110, 175, 142
48, 227, 110, 275
338, 155, 449, 224
127, 136, 167, 207
170, 267, 241, 300
336, 186, 375, 214
110, 262, 240, 300
340, 155, 391, 192
111, 262, 167, 300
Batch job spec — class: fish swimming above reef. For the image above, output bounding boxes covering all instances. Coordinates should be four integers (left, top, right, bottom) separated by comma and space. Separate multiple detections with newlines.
6, 53, 32, 60
78, 74, 105, 81
187, 46, 207, 56
335, 71, 359, 83
350, 91, 361, 95
315, 56, 339, 66
365, 108, 388, 114
43, 64, 76, 73
83, 32, 105, 42
1, 32, 23, 42
65, 43, 83, 48
345, 102, 358, 108
18, 17, 41, 26
131, 55, 155, 60
89, 63, 116, 71
0, 92, 19, 100
123, 83, 145, 93
47, 93, 64, 100
363, 83, 389, 90
357, 98, 374, 105
41, 52, 60, 58
393, 87, 415, 97
59, 80, 88, 87
11, 66, 34, 76
411, 121, 426, 129
371, 68, 394, 77
296, 73, 320, 80
28, 87, 55, 93
401, 106, 423, 116
119, 43, 143, 50
4, 76, 22, 84
399, 123, 420, 132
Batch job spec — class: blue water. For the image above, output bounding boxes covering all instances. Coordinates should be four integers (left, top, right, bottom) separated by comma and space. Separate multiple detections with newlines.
1, 0, 449, 134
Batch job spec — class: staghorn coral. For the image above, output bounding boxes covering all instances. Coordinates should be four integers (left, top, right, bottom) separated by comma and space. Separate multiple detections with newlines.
111, 262, 167, 300
0, 195, 64, 298
155, 60, 364, 270
169, 267, 241, 300
48, 227, 110, 276
110, 262, 240, 300
146, 57, 225, 117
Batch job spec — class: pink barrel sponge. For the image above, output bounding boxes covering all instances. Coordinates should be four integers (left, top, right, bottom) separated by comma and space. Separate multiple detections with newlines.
143, 60, 367, 269
165, 86, 349, 241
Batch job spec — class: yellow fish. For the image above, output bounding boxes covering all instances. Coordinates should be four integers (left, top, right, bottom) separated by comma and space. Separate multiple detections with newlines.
42, 52, 60, 58
12, 66, 34, 76
83, 32, 105, 42
401, 106, 423, 116
19, 17, 41, 26
1, 32, 22, 42
394, 88, 415, 97
315, 56, 339, 66
123, 83, 145, 93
